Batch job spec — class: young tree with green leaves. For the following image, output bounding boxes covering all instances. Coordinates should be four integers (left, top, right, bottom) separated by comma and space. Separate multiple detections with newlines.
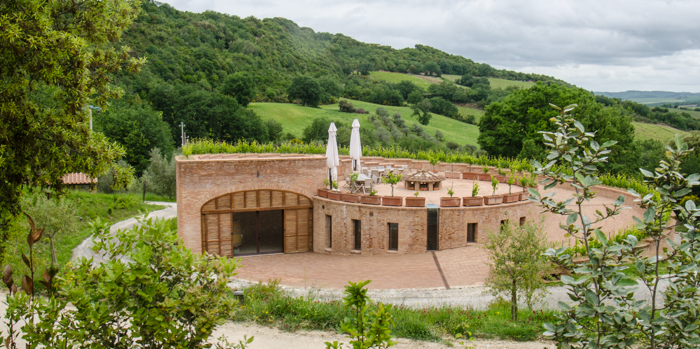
532, 104, 700, 348
484, 219, 550, 321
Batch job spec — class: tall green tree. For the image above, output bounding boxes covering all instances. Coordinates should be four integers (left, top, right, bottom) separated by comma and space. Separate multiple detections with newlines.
222, 72, 256, 107
478, 83, 634, 173
95, 97, 173, 176
0, 0, 144, 255
287, 76, 322, 107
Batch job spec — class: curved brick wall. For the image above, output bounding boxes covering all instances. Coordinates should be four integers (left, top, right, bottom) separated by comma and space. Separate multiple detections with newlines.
313, 197, 538, 255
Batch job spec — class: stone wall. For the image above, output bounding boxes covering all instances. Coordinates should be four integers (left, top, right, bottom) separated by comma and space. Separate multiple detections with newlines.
176, 154, 326, 253
439, 201, 538, 249
313, 197, 538, 255
313, 197, 428, 254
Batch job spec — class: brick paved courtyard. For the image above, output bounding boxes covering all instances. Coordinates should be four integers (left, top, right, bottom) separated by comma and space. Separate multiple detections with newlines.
235, 246, 489, 289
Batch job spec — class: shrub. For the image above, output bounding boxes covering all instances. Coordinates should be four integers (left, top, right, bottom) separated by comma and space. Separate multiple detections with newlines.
339, 100, 355, 113
354, 108, 369, 114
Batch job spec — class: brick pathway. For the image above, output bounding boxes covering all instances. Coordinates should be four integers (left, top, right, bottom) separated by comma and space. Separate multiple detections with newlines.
235, 245, 489, 289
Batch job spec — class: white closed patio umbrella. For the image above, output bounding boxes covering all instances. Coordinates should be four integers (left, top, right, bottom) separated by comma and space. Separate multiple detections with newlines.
349, 118, 362, 172
326, 122, 339, 190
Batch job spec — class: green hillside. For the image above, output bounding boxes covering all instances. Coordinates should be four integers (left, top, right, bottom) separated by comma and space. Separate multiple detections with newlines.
250, 100, 480, 146
456, 106, 485, 122
368, 71, 433, 90
596, 91, 700, 106
633, 122, 689, 142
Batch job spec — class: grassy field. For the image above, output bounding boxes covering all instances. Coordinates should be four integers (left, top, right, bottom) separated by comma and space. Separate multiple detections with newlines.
2, 191, 163, 287
677, 108, 700, 119
633, 122, 689, 142
250, 100, 480, 146
368, 71, 433, 90
442, 74, 535, 90
456, 106, 485, 122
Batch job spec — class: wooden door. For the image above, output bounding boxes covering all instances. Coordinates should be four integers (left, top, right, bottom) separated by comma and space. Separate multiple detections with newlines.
284, 208, 313, 253
231, 220, 242, 256
202, 213, 233, 257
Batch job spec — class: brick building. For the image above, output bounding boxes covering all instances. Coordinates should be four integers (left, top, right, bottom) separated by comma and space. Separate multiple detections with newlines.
176, 153, 538, 256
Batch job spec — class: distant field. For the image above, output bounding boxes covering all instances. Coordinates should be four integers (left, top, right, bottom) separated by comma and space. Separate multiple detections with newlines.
250, 100, 480, 146
368, 71, 433, 90
442, 74, 534, 90
633, 122, 689, 142
456, 106, 485, 122
677, 108, 700, 119
632, 98, 690, 105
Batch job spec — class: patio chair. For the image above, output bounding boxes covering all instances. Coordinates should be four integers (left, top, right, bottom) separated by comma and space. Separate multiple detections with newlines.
363, 179, 373, 193
372, 174, 381, 184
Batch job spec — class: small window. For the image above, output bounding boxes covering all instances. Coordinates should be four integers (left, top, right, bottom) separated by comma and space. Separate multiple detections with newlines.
326, 215, 332, 248
388, 223, 399, 251
467, 223, 477, 243
353, 220, 362, 250
500, 219, 509, 229
519, 217, 526, 226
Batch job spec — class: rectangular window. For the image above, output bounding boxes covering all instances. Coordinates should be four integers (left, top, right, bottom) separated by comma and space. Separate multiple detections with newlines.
388, 223, 399, 251
353, 220, 361, 250
326, 215, 332, 248
500, 219, 509, 229
519, 217, 526, 226
467, 223, 477, 243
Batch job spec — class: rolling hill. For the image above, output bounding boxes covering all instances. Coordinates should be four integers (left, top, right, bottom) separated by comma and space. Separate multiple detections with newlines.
596, 91, 700, 106
249, 99, 480, 146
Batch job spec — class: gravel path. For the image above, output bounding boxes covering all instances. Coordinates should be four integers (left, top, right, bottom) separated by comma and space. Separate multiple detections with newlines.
70, 201, 177, 264
228, 278, 669, 311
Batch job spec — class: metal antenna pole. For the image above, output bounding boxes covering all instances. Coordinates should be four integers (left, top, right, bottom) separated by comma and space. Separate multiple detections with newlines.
179, 122, 185, 147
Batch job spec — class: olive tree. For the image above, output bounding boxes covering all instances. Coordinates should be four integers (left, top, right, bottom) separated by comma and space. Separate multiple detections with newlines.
484, 219, 550, 321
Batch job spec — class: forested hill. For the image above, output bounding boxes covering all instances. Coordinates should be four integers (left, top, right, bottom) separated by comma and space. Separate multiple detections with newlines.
116, 1, 568, 98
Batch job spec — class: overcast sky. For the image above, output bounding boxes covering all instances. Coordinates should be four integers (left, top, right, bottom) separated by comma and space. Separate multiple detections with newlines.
162, 0, 700, 92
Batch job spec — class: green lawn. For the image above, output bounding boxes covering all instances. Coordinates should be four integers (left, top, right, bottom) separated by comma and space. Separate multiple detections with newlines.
368, 71, 433, 90
633, 122, 689, 142
677, 108, 700, 119
250, 100, 480, 146
456, 106, 485, 122
488, 78, 534, 90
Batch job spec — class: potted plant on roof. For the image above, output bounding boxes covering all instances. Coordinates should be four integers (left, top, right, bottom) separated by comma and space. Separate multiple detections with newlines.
360, 188, 382, 205
476, 164, 489, 181
381, 172, 403, 206
485, 175, 503, 205
429, 157, 439, 174
327, 180, 341, 201
462, 157, 478, 180
445, 155, 460, 179
406, 191, 426, 207
463, 181, 483, 206
318, 179, 330, 198
502, 175, 518, 203
440, 185, 461, 207
496, 166, 508, 183
518, 176, 529, 201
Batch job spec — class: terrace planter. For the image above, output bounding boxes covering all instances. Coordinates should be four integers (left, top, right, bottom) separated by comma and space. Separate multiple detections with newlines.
405, 197, 426, 207
341, 193, 360, 203
462, 172, 479, 180
382, 196, 403, 207
445, 171, 461, 179
317, 188, 328, 198
484, 195, 504, 205
478, 174, 492, 181
440, 197, 461, 207
503, 193, 520, 203
463, 196, 484, 207
360, 195, 382, 205
496, 175, 508, 183
327, 190, 342, 201
519, 192, 529, 201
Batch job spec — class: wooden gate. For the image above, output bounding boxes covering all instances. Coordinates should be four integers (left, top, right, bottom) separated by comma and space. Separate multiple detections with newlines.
284, 208, 313, 253
201, 190, 313, 256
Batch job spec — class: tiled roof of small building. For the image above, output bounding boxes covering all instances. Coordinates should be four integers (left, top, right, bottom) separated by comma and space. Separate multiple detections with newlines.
61, 172, 97, 185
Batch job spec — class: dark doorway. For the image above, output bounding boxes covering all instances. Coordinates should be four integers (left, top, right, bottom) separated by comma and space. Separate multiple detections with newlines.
427, 204, 439, 250
233, 210, 284, 255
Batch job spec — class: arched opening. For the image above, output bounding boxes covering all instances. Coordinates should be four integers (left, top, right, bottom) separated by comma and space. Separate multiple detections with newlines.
201, 190, 313, 256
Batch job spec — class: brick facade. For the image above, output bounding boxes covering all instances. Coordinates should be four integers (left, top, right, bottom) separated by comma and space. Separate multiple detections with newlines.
176, 154, 326, 254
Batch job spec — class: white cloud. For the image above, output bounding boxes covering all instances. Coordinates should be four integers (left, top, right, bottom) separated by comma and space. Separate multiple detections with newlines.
160, 0, 700, 92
